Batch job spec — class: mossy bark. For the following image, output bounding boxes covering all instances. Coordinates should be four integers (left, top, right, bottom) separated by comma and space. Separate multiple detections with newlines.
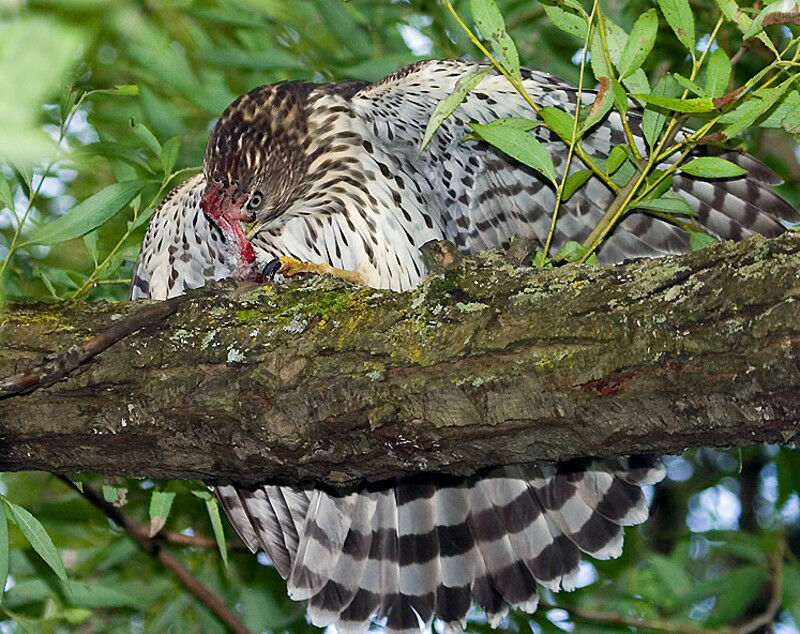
0, 233, 799, 487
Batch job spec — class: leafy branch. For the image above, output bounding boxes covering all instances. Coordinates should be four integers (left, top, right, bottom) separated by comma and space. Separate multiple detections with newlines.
429, 0, 800, 265
0, 85, 200, 301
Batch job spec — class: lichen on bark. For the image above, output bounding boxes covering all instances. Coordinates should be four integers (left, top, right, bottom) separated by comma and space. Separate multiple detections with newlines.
0, 233, 798, 487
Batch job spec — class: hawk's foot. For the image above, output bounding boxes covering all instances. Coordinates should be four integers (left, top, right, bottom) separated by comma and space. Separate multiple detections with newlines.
263, 256, 365, 285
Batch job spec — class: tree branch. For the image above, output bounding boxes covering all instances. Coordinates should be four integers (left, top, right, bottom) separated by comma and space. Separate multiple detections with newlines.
0, 233, 798, 487
55, 476, 253, 634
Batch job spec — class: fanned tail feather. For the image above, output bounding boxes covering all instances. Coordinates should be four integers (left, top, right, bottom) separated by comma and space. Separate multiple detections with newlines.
226, 455, 665, 632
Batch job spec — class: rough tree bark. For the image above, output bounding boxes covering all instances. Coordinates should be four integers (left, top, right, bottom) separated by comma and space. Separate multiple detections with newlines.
0, 233, 798, 487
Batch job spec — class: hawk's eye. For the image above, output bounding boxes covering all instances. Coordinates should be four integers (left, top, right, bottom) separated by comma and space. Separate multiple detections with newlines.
247, 191, 263, 210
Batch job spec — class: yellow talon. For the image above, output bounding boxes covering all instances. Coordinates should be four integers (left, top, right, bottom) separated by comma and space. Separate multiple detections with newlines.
277, 256, 365, 285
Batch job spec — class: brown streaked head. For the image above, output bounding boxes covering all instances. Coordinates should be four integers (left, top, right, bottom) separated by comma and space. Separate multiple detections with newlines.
202, 81, 314, 229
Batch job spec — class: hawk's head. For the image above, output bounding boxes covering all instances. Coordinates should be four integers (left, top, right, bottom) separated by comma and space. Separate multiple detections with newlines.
201, 82, 313, 255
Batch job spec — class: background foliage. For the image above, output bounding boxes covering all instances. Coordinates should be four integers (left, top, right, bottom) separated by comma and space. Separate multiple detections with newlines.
0, 0, 799, 632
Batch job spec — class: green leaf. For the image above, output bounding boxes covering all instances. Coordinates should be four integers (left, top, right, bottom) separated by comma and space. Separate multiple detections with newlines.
607, 144, 628, 174
776, 448, 800, 507
633, 93, 716, 113
751, 91, 800, 130
782, 102, 800, 134
83, 230, 99, 265
78, 142, 154, 173
681, 156, 747, 178
102, 485, 124, 504
611, 156, 638, 187
723, 79, 795, 138
539, 106, 575, 141
634, 193, 695, 215
63, 580, 152, 609
713, 0, 779, 55
468, 121, 557, 185
317, 0, 372, 59
554, 240, 597, 264
690, 230, 716, 250
642, 75, 681, 148
582, 78, 615, 131
618, 10, 658, 79
705, 48, 731, 99
0, 503, 8, 604
131, 121, 162, 158
4, 500, 67, 582
111, 84, 139, 96
645, 170, 675, 200
463, 117, 538, 142
673, 73, 709, 98
204, 497, 228, 568
611, 76, 628, 115
24, 180, 145, 246
420, 66, 492, 153
711, 565, 767, 624
742, 2, 790, 40
561, 169, 592, 201
0, 17, 83, 164
783, 561, 800, 627
0, 178, 13, 212
705, 530, 770, 566
648, 553, 691, 600
470, 0, 521, 81
590, 17, 650, 95
148, 491, 176, 538
160, 136, 180, 175
657, 0, 695, 51
541, 0, 589, 40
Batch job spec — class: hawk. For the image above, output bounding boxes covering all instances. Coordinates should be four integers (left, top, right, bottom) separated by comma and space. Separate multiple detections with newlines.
131, 60, 796, 632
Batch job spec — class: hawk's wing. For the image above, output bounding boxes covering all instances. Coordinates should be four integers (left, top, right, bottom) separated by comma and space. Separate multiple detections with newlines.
350, 59, 795, 262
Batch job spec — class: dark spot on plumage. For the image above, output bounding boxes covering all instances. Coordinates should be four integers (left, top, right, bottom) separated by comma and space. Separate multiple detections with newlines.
361, 236, 374, 261
377, 161, 391, 178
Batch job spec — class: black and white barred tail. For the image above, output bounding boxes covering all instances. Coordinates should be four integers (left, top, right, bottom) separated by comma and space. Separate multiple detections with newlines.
217, 456, 665, 632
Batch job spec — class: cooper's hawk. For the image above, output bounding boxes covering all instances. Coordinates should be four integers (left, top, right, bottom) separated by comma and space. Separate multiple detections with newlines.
131, 60, 796, 632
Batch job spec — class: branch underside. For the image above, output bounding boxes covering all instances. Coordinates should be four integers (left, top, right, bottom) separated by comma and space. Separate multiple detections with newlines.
0, 233, 799, 487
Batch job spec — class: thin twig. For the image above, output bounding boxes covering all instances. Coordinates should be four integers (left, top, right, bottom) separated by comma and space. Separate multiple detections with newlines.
160, 529, 248, 552
56, 476, 253, 634
731, 41, 752, 66
541, 601, 736, 634
0, 294, 189, 399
